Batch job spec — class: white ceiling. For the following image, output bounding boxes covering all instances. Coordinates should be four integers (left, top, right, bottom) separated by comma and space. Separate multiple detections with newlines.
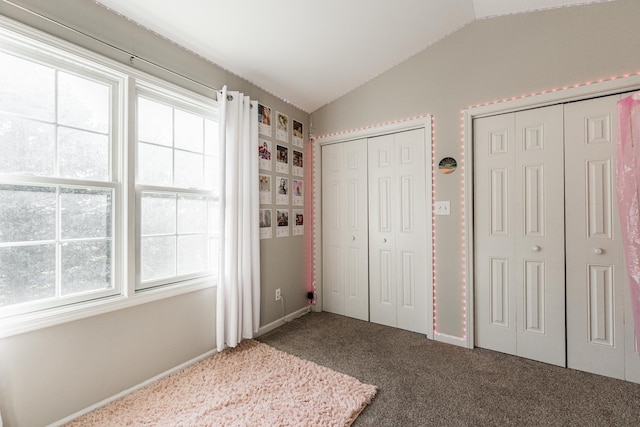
95, 0, 613, 113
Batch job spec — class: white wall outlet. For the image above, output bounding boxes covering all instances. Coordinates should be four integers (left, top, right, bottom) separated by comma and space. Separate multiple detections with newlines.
435, 201, 451, 215
275, 288, 281, 301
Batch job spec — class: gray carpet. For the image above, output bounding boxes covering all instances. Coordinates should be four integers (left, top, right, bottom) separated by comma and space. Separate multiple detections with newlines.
258, 311, 640, 426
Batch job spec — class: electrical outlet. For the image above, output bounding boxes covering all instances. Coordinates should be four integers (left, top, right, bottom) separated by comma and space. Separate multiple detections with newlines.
275, 288, 281, 301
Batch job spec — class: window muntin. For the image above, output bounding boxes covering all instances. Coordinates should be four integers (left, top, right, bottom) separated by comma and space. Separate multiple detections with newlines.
0, 50, 56, 122
0, 50, 111, 181
0, 17, 220, 332
0, 43, 119, 316
136, 92, 219, 290
139, 193, 217, 283
0, 184, 115, 309
137, 95, 218, 191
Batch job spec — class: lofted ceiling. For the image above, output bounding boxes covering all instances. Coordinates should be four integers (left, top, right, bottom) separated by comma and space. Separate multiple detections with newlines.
95, 0, 614, 113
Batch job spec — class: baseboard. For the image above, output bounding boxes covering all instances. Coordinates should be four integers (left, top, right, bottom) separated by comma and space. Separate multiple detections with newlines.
49, 348, 219, 427
50, 307, 310, 426
255, 305, 311, 337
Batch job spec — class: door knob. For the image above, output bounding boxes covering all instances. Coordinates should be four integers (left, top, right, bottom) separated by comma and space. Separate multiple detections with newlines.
532, 245, 540, 252
351, 236, 356, 241
594, 248, 604, 255
383, 238, 387, 243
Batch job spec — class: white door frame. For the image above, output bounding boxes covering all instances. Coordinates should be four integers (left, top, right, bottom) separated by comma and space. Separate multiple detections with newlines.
464, 75, 640, 349
313, 116, 434, 338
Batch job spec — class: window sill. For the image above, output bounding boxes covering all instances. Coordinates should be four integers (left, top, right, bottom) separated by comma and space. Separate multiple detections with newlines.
0, 279, 216, 339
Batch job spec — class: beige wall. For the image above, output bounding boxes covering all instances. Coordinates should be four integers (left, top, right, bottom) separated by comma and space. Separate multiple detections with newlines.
0, 1, 308, 425
311, 0, 640, 339
0, 290, 216, 426
2, 0, 640, 425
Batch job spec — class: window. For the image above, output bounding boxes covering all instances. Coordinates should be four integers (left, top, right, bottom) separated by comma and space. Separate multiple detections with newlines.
0, 46, 120, 316
136, 91, 219, 290
0, 17, 219, 333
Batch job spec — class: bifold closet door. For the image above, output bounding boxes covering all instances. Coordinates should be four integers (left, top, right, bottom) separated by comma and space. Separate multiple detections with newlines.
474, 105, 566, 367
565, 94, 635, 380
322, 139, 369, 321
368, 128, 428, 334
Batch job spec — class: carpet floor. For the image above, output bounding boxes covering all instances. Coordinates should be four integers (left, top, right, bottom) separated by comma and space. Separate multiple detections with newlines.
66, 339, 376, 426
258, 311, 640, 427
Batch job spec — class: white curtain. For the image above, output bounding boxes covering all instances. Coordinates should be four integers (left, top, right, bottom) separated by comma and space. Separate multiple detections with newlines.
216, 86, 261, 351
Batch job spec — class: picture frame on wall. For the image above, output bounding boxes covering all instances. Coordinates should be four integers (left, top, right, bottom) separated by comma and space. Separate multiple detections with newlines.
292, 179, 303, 206
259, 209, 272, 239
292, 119, 304, 147
276, 209, 289, 237
258, 103, 272, 136
259, 139, 272, 171
292, 149, 303, 177
276, 144, 289, 174
259, 173, 272, 204
276, 111, 289, 142
293, 209, 304, 236
276, 176, 289, 205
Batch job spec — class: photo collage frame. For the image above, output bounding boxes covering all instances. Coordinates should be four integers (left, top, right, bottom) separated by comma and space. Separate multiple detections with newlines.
258, 103, 305, 239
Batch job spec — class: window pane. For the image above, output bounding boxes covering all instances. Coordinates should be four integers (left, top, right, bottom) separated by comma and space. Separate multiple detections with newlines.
177, 234, 207, 275
0, 185, 56, 243
0, 51, 55, 121
178, 195, 207, 234
141, 235, 176, 282
136, 92, 218, 289
0, 115, 55, 176
60, 188, 112, 239
138, 97, 172, 147
175, 109, 203, 153
204, 119, 218, 156
174, 150, 203, 189
58, 72, 110, 133
209, 236, 219, 275
141, 193, 176, 235
61, 240, 111, 295
58, 127, 109, 181
208, 199, 219, 233
138, 142, 173, 186
0, 244, 56, 306
204, 155, 217, 192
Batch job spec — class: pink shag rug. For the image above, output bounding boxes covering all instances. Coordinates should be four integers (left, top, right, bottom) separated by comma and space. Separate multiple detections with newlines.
66, 340, 377, 426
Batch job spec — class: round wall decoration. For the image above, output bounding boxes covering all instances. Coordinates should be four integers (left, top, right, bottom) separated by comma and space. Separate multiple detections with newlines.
438, 157, 457, 174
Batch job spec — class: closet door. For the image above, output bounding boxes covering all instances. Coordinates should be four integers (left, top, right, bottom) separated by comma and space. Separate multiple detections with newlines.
475, 105, 565, 367
368, 129, 428, 334
515, 106, 565, 366
565, 94, 626, 379
322, 139, 369, 321
474, 113, 517, 355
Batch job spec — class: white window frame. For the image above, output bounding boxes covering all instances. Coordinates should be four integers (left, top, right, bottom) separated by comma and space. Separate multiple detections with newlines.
134, 81, 220, 291
0, 15, 219, 339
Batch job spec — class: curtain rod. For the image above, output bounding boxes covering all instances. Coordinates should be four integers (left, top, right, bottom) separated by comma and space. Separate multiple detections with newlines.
1, 0, 221, 95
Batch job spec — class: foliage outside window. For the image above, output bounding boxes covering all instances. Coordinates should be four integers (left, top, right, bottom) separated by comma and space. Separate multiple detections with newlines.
0, 47, 117, 314
0, 18, 219, 330
136, 93, 219, 289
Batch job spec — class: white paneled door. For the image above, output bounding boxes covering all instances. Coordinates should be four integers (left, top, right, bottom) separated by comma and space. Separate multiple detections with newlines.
565, 94, 628, 380
368, 129, 428, 334
322, 139, 369, 321
476, 94, 640, 382
475, 105, 566, 367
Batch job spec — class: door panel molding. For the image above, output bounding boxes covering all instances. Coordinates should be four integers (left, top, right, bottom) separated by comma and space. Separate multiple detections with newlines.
565, 94, 626, 380
465, 74, 640, 359
475, 105, 565, 367
315, 117, 433, 338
